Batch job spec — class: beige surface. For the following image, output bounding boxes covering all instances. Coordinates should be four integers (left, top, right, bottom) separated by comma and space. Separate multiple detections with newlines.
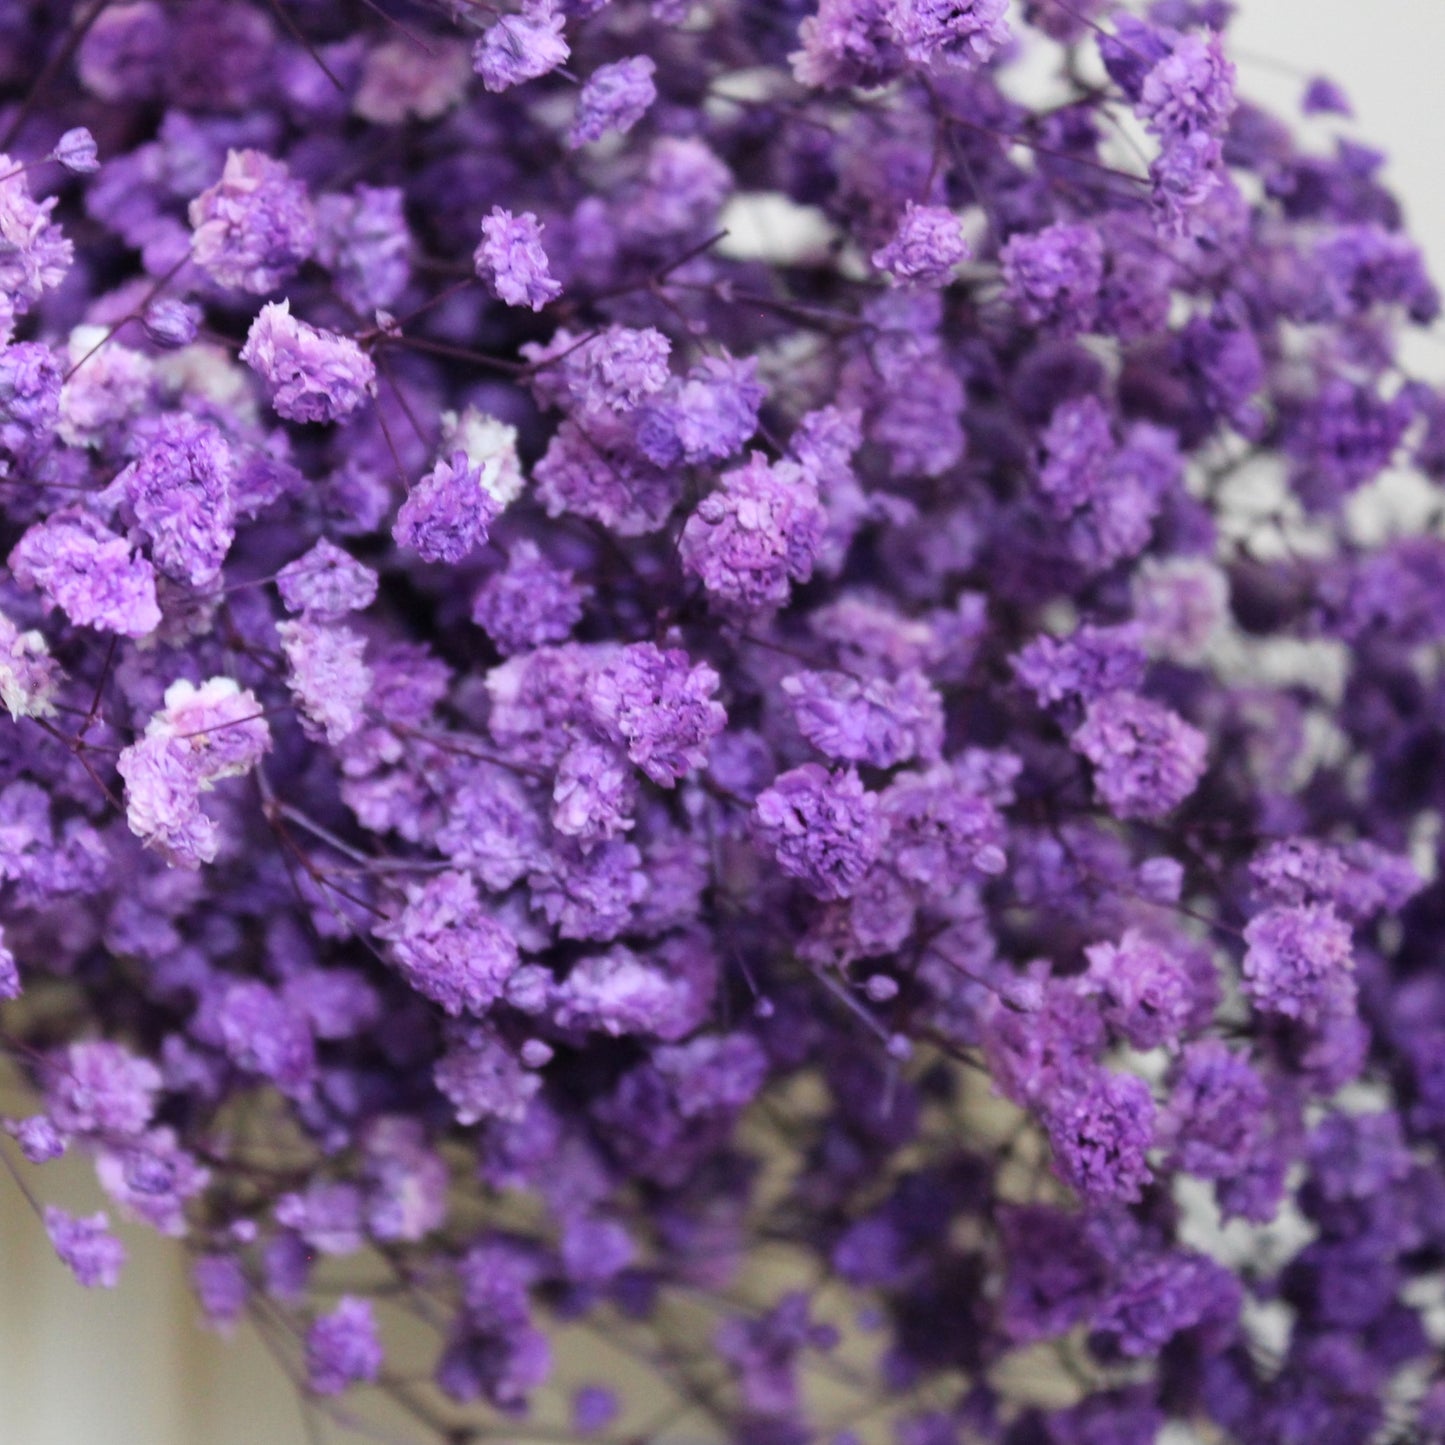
0, 1151, 312, 1445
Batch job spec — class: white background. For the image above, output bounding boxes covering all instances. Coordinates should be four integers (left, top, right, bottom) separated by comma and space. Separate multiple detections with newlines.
3, 4, 1445, 1441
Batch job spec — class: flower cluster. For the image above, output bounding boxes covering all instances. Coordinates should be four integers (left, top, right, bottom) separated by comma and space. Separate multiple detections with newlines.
2, 2, 1444, 1442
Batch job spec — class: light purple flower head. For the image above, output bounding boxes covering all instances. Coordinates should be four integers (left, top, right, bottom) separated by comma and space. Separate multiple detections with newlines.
239, 300, 376, 424
188, 149, 316, 294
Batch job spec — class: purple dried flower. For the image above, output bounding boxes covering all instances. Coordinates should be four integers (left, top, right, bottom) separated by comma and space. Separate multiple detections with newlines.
188, 149, 315, 294
1046, 1070, 1155, 1206
637, 353, 766, 466
571, 56, 658, 148
872, 202, 970, 286
9, 511, 161, 638
394, 451, 500, 563
277, 538, 378, 618
0, 609, 60, 721
887, 0, 1011, 70
45, 1208, 126, 1288
680, 452, 825, 614
1241, 904, 1355, 1024
754, 764, 886, 901
215, 981, 316, 1092
1139, 32, 1236, 142
782, 668, 943, 768
1000, 222, 1104, 333
141, 298, 200, 348
278, 618, 372, 744
46, 1041, 161, 1139
1015, 624, 1147, 709
1303, 75, 1353, 117
572, 1385, 619, 1433
0, 154, 72, 315
193, 1254, 248, 1332
586, 642, 726, 786
791, 0, 902, 91
314, 185, 412, 314
51, 127, 99, 175
1071, 693, 1207, 821
307, 1297, 383, 1396
473, 2, 569, 92
121, 415, 237, 586
475, 208, 562, 311
1160, 1041, 1269, 1181
551, 736, 637, 841
435, 1028, 541, 1125
376, 871, 520, 1017
1093, 1249, 1241, 1357
239, 300, 375, 425
471, 541, 589, 654
77, 3, 168, 101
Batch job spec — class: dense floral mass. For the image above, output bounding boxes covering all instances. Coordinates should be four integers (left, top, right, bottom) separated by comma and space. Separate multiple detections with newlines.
3, 0, 1445, 1440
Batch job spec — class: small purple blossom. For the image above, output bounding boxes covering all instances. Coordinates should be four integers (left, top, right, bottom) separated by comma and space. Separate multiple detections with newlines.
680, 453, 825, 614
871, 202, 970, 286
782, 668, 943, 768
887, 0, 1011, 69
314, 185, 412, 314
278, 618, 372, 744
307, 1297, 384, 1396
754, 764, 886, 901
571, 326, 673, 414
0, 609, 60, 721
1083, 929, 1211, 1051
1138, 31, 1237, 144
141, 298, 199, 348
586, 642, 726, 786
193, 1255, 248, 1332
1015, 624, 1147, 709
571, 56, 657, 147
121, 414, 237, 586
0, 154, 72, 315
792, 0, 903, 90
636, 354, 766, 466
277, 539, 378, 618
1093, 1249, 1241, 1357
45, 1207, 126, 1288
188, 149, 315, 294
1000, 222, 1105, 333
1241, 904, 1355, 1024
215, 981, 316, 1093
1046, 1069, 1155, 1206
881, 762, 1008, 886
5, 1115, 65, 1163
573, 1386, 619, 1434
51, 127, 100, 175
45, 1041, 161, 1139
377, 872, 520, 1017
394, 451, 500, 563
471, 541, 589, 654
239, 300, 376, 425
1161, 1041, 1270, 1181
1071, 693, 1208, 822
8, 511, 160, 638
552, 736, 636, 842
475, 208, 562, 311
473, 1, 569, 92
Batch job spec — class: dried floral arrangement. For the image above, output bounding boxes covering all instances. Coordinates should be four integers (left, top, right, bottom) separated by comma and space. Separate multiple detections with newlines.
3, 1, 1445, 1441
